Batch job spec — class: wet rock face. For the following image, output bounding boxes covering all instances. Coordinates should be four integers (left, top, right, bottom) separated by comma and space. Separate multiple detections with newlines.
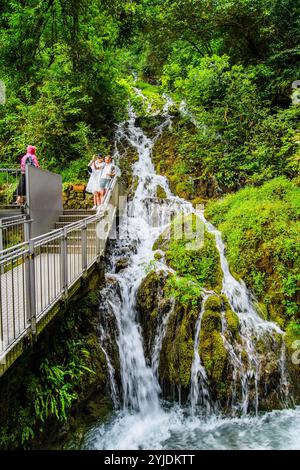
137, 270, 172, 359
137, 269, 197, 400
136, 267, 299, 412
115, 257, 130, 273
199, 296, 231, 403
98, 278, 121, 386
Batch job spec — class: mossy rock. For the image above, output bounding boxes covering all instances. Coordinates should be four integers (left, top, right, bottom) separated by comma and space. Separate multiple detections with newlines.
153, 250, 164, 261
205, 295, 222, 312
202, 311, 222, 335
159, 299, 198, 389
199, 295, 231, 398
154, 213, 222, 292
200, 330, 228, 385
221, 295, 240, 338
137, 270, 167, 313
156, 185, 167, 199
137, 270, 171, 358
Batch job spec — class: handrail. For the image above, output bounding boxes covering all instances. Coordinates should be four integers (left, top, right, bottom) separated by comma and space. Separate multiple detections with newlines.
1, 214, 26, 222
1, 215, 29, 227
0, 168, 21, 173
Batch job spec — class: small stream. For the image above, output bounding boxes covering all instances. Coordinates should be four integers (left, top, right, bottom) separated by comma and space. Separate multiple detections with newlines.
66, 93, 299, 450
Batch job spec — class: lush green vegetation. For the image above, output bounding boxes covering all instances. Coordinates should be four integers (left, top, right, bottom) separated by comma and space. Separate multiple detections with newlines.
134, 0, 300, 191
0, 0, 142, 179
138, 1, 300, 332
0, 288, 109, 450
154, 213, 222, 291
206, 177, 300, 325
1, 0, 299, 185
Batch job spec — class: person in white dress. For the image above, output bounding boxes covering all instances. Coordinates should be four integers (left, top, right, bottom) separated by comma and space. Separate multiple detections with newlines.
86, 153, 105, 209
97, 155, 116, 205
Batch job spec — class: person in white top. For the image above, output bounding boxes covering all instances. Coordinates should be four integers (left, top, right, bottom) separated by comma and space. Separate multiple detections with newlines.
97, 155, 116, 205
86, 153, 105, 209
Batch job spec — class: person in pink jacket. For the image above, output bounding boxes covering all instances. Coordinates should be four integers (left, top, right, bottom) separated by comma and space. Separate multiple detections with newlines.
20, 145, 39, 174
16, 145, 40, 205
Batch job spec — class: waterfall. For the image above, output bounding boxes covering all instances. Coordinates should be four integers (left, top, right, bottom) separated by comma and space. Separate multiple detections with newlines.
75, 90, 300, 451
97, 97, 179, 416
92, 91, 293, 451
195, 211, 286, 414
107, 277, 160, 413
190, 292, 215, 414
99, 325, 120, 409
151, 299, 175, 379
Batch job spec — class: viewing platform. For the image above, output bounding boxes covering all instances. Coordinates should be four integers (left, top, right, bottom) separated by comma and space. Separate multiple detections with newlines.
0, 166, 124, 376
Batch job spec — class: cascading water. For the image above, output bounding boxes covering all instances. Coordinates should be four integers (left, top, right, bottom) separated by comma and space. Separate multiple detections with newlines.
196, 212, 287, 414
94, 99, 182, 416
151, 298, 175, 380
190, 292, 215, 415
78, 93, 300, 450
99, 324, 120, 409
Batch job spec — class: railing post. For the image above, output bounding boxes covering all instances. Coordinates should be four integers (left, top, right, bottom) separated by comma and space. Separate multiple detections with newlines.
61, 227, 68, 298
82, 220, 87, 274
96, 214, 103, 262
0, 219, 3, 251
24, 216, 31, 242
27, 240, 36, 334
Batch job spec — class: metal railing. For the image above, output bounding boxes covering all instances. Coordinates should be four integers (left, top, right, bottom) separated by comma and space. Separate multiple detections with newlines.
0, 215, 31, 251
0, 168, 21, 206
0, 176, 118, 363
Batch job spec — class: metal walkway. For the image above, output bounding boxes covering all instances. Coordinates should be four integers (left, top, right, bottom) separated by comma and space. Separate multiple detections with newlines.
0, 175, 123, 376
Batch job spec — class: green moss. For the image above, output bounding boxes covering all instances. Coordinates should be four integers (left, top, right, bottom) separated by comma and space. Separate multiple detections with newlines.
137, 270, 173, 358
205, 295, 222, 312
200, 331, 228, 384
221, 296, 240, 338
154, 213, 222, 292
160, 297, 198, 388
156, 185, 167, 199
164, 275, 203, 307
153, 251, 163, 261
199, 297, 230, 393
137, 270, 166, 312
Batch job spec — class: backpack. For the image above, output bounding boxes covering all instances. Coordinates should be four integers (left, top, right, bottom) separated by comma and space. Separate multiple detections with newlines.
25, 156, 36, 166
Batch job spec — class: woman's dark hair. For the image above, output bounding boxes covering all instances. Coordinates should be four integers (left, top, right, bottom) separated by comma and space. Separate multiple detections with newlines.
97, 152, 103, 158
